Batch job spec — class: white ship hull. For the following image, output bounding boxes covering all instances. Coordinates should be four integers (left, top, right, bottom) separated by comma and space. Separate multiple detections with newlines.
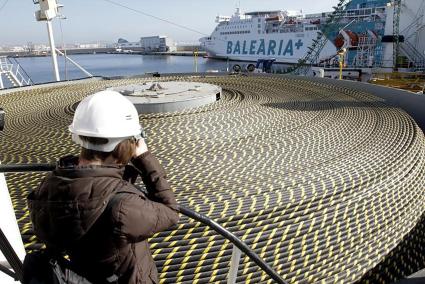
201, 32, 336, 64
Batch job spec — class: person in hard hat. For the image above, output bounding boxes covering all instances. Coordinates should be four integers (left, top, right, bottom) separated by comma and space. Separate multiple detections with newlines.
27, 90, 179, 284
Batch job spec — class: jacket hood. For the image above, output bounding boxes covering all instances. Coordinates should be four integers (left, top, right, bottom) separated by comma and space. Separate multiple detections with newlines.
28, 164, 125, 249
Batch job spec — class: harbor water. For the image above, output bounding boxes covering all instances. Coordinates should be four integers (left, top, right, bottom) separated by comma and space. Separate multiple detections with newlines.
14, 54, 230, 84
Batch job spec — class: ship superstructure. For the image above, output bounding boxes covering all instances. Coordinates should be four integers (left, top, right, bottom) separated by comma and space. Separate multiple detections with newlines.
200, 8, 336, 64
200, 0, 425, 70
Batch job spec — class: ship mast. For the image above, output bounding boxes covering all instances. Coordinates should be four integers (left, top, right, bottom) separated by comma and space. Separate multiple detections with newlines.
33, 0, 61, 81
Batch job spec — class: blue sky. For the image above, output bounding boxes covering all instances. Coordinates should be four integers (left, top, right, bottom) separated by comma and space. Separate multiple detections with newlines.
1, 0, 336, 45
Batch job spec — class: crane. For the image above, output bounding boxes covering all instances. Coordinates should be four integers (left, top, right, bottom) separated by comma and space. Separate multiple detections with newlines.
393, 0, 402, 70
286, 0, 352, 75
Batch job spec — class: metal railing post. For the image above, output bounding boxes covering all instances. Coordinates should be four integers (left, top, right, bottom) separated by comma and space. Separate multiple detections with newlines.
227, 245, 242, 284
55, 48, 94, 78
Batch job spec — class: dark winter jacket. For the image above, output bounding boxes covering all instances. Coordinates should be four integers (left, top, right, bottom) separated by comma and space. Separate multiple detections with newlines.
27, 151, 179, 284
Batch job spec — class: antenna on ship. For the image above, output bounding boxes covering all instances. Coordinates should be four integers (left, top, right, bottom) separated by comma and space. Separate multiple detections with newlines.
235, 0, 241, 16
32, 0, 62, 81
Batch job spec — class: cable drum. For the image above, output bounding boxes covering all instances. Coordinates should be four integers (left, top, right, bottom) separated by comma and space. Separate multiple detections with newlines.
0, 75, 424, 283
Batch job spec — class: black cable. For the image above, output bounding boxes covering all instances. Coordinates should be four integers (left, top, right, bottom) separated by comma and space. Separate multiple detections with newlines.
180, 206, 287, 284
0, 0, 9, 12
99, 0, 209, 37
0, 163, 55, 173
58, 18, 69, 81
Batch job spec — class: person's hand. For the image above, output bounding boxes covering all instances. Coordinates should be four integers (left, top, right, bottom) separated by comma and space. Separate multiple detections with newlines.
134, 138, 148, 157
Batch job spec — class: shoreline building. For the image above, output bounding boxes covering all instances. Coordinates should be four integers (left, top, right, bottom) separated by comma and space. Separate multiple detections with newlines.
116, 36, 176, 52
116, 38, 143, 52
141, 36, 176, 52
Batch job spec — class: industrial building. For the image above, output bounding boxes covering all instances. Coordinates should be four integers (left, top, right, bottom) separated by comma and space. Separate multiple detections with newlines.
140, 36, 176, 52
116, 36, 176, 52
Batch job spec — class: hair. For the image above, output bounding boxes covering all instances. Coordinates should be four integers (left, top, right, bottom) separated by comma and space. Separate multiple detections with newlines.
79, 136, 136, 165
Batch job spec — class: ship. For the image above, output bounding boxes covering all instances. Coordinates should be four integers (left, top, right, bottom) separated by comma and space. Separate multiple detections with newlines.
200, 0, 425, 71
200, 8, 337, 64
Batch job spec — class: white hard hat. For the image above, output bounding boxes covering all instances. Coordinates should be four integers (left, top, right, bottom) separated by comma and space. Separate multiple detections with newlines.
69, 90, 142, 152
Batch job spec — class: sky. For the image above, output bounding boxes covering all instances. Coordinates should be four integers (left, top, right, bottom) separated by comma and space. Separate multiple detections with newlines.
1, 0, 337, 45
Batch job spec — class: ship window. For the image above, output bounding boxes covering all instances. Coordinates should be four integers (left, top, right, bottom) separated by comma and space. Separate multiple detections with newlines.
258, 24, 261, 28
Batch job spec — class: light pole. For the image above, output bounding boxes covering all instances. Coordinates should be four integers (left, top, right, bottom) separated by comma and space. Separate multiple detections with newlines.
33, 0, 61, 81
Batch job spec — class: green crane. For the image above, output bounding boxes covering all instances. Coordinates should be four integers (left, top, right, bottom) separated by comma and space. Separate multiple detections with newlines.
286, 0, 352, 75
